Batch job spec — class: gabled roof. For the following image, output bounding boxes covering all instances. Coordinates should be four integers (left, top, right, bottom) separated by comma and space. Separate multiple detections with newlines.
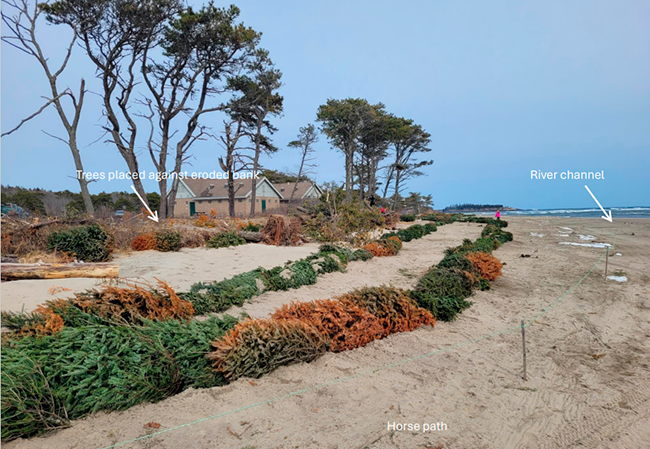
274, 182, 322, 199
179, 176, 282, 199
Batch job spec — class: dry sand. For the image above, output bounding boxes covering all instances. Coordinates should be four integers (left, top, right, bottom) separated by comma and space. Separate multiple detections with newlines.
1, 243, 319, 313
4, 218, 650, 449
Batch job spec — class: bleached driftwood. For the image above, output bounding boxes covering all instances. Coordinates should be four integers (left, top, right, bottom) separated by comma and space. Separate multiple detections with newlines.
1, 262, 119, 280
237, 231, 263, 243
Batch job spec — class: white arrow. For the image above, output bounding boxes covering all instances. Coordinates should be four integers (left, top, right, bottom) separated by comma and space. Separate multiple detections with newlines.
131, 185, 159, 223
584, 185, 612, 222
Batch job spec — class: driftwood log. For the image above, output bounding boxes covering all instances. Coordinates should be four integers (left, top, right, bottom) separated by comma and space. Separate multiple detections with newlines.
237, 230, 263, 243
1, 262, 119, 281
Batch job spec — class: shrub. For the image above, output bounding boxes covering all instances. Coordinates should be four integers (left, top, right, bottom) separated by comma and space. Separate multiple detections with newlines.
207, 231, 246, 249
481, 225, 513, 244
318, 244, 353, 265
240, 221, 261, 232
423, 223, 437, 233
154, 229, 181, 252
209, 318, 329, 380
194, 214, 215, 227
182, 269, 266, 315
47, 224, 111, 262
473, 237, 500, 253
466, 252, 503, 281
71, 280, 194, 322
364, 236, 402, 257
304, 198, 385, 242
131, 232, 156, 251
1, 316, 238, 441
272, 299, 387, 352
400, 214, 416, 222
1, 303, 66, 337
413, 294, 473, 322
337, 286, 434, 334
285, 259, 318, 288
437, 253, 479, 274
3, 281, 194, 336
414, 267, 474, 301
421, 213, 456, 224
444, 236, 499, 256
351, 249, 374, 261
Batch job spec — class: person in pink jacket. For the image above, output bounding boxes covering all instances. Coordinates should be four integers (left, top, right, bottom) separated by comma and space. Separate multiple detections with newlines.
495, 210, 501, 220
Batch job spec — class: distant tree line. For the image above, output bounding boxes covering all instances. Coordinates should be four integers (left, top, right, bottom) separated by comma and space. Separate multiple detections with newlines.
1, 186, 159, 217
444, 204, 503, 212
3, 1, 434, 219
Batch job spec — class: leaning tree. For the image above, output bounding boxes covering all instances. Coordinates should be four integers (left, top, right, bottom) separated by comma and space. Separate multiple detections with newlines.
40, 0, 262, 218
2, 0, 95, 215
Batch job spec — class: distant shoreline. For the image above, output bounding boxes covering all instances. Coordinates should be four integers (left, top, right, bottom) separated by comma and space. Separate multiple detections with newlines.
445, 206, 650, 219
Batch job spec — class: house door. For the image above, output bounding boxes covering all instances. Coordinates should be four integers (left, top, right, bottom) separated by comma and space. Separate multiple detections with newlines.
261, 199, 266, 213
189, 202, 196, 216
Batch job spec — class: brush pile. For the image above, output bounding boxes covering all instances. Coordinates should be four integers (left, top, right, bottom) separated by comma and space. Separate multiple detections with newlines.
261, 215, 305, 246
1, 315, 238, 441
364, 236, 402, 256
1, 281, 194, 336
1, 216, 513, 443
210, 286, 434, 380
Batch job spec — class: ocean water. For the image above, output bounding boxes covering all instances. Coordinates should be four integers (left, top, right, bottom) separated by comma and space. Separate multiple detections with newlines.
468, 207, 650, 219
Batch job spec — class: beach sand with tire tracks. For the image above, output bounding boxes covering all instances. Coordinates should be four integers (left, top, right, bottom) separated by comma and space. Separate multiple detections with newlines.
3, 218, 650, 449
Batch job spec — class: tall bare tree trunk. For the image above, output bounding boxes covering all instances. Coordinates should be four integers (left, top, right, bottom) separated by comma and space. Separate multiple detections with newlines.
2, 1, 95, 215
345, 147, 354, 202
392, 170, 402, 209
249, 126, 262, 217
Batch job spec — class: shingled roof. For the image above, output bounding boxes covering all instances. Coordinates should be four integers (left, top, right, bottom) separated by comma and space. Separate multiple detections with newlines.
274, 182, 322, 200
179, 177, 281, 199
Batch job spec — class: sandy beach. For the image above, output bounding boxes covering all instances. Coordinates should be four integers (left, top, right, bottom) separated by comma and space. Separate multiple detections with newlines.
3, 217, 650, 449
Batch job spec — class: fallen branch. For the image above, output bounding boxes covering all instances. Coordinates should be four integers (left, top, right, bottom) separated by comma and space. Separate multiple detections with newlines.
1, 262, 119, 281
237, 230, 263, 243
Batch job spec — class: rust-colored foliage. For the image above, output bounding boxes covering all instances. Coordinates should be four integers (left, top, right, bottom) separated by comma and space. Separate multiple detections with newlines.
71, 279, 194, 322
262, 215, 304, 246
209, 318, 329, 380
194, 214, 216, 228
131, 233, 156, 251
30, 303, 66, 335
272, 299, 387, 352
337, 286, 435, 334
364, 236, 402, 257
466, 252, 503, 281
11, 298, 71, 336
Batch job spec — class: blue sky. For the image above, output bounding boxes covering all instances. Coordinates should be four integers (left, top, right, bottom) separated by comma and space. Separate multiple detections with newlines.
2, 0, 649, 209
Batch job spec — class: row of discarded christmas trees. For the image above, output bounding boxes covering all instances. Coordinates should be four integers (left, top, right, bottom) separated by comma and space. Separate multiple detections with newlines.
1, 218, 512, 441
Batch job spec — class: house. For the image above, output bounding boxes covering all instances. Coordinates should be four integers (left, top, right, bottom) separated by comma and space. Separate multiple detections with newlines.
274, 182, 323, 203
174, 177, 283, 217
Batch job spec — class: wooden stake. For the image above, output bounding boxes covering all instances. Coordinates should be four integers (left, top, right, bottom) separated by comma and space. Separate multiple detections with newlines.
605, 247, 609, 279
521, 320, 528, 381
